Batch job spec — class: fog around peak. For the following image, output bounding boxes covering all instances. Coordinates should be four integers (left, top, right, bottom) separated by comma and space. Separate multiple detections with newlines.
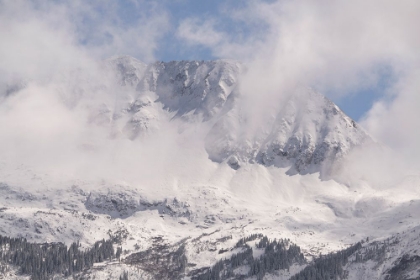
0, 0, 419, 191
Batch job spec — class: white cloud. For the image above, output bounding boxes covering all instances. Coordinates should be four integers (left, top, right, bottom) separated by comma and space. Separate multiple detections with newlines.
0, 1, 169, 67
175, 7, 266, 60
0, 0, 173, 188
0, 0, 170, 112
1, 0, 420, 188
177, 18, 224, 47
361, 68, 420, 164
177, 0, 420, 93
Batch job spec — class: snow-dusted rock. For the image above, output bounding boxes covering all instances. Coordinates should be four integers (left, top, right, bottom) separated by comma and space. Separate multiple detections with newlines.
105, 57, 372, 175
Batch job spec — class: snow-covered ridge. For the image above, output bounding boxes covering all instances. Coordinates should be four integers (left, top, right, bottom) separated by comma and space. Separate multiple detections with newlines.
103, 55, 372, 175
139, 59, 242, 121
205, 88, 371, 175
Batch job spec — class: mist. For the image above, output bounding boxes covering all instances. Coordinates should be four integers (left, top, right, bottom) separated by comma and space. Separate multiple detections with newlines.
0, 0, 214, 192
177, 0, 420, 185
1, 0, 420, 192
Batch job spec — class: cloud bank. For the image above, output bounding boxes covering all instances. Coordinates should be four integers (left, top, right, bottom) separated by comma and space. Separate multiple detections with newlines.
0, 0, 181, 189
1, 0, 419, 190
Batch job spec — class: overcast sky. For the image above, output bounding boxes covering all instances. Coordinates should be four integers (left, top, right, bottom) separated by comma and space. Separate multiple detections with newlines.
1, 0, 420, 164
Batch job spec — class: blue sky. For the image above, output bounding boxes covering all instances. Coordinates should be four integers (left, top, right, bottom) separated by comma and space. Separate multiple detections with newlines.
155, 0, 254, 62
335, 91, 378, 121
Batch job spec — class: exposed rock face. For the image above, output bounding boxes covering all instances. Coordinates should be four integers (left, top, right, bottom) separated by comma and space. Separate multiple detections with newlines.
85, 191, 139, 218
139, 59, 242, 121
85, 190, 192, 219
253, 89, 369, 174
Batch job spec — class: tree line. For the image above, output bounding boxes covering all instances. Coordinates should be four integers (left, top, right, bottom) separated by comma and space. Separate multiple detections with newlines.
0, 234, 122, 280
289, 242, 362, 280
193, 235, 305, 280
192, 235, 369, 280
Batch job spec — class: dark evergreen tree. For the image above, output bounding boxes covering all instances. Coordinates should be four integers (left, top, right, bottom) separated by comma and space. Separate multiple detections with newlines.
192, 234, 305, 280
290, 242, 362, 280
119, 270, 129, 280
0, 234, 117, 280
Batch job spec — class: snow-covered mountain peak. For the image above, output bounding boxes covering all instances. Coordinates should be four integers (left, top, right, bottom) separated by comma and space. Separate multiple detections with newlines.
139, 59, 243, 121
100, 56, 371, 176
0, 55, 374, 183
54, 56, 371, 176
85, 56, 375, 177
105, 55, 147, 87
205, 86, 371, 175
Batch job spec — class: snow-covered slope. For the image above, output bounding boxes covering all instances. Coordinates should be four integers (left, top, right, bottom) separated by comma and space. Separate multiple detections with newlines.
1, 172, 420, 279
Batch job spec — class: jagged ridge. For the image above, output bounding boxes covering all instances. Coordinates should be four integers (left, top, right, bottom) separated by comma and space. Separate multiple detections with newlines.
105, 56, 372, 175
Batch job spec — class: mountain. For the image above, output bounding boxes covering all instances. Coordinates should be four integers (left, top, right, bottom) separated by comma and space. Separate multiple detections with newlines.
205, 87, 370, 175
0, 56, 419, 280
101, 56, 372, 176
